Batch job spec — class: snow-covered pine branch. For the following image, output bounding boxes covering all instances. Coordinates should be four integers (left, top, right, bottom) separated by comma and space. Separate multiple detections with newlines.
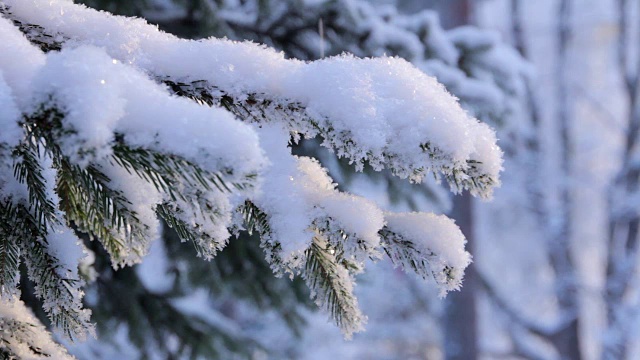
0, 0, 502, 348
118, 0, 529, 135
1, 0, 502, 197
0, 297, 75, 359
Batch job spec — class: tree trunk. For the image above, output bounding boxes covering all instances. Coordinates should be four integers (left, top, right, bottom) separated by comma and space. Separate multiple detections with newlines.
549, 1, 582, 358
443, 2, 478, 360
445, 191, 478, 360
602, 3, 640, 356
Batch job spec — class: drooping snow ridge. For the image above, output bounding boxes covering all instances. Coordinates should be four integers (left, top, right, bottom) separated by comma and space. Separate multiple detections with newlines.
0, 16, 45, 107
253, 124, 385, 269
27, 46, 265, 182
385, 212, 470, 270
2, 0, 503, 197
297, 156, 384, 260
253, 125, 316, 267
0, 74, 22, 150
0, 297, 76, 360
166, 182, 234, 259
384, 211, 471, 295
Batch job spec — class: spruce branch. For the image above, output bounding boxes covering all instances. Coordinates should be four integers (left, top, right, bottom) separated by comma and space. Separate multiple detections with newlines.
55, 158, 147, 266
12, 144, 59, 232
112, 143, 252, 260
3, 11, 498, 197
0, 201, 92, 339
156, 202, 226, 259
0, 203, 21, 296
238, 200, 366, 336
112, 141, 255, 197
303, 237, 365, 338
239, 200, 271, 236
20, 106, 149, 266
165, 79, 496, 196
379, 227, 460, 293
237, 200, 289, 273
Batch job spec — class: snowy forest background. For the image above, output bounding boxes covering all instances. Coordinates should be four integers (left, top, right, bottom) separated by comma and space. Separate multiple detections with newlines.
1, 0, 639, 359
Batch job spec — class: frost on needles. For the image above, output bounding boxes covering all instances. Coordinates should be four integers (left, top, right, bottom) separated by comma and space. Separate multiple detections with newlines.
0, 0, 502, 356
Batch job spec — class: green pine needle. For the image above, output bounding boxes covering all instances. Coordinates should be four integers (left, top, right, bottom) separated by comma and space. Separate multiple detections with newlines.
303, 238, 363, 337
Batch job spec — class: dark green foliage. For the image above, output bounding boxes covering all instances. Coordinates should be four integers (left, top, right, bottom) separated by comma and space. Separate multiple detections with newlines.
87, 224, 311, 359
0, 201, 90, 339
380, 227, 442, 281
112, 143, 254, 196
239, 200, 363, 336
303, 238, 362, 336
13, 145, 58, 231
0, 204, 21, 294
56, 159, 147, 265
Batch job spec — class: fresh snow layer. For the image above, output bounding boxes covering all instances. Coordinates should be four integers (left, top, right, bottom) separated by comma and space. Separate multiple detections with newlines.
28, 46, 265, 179
0, 73, 22, 150
384, 211, 471, 295
0, 16, 46, 107
3, 0, 503, 196
385, 212, 470, 271
254, 124, 385, 267
0, 16, 265, 181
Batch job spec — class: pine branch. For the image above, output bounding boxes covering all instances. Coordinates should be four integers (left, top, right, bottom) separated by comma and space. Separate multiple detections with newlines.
313, 216, 378, 264
0, 202, 92, 339
2, 9, 499, 197
156, 203, 226, 259
303, 237, 365, 338
237, 200, 287, 272
379, 227, 459, 292
238, 201, 364, 336
112, 142, 255, 197
12, 144, 59, 232
20, 234, 90, 340
239, 200, 271, 236
113, 144, 249, 260
0, 203, 21, 296
20, 107, 148, 266
165, 79, 496, 196
55, 158, 147, 266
